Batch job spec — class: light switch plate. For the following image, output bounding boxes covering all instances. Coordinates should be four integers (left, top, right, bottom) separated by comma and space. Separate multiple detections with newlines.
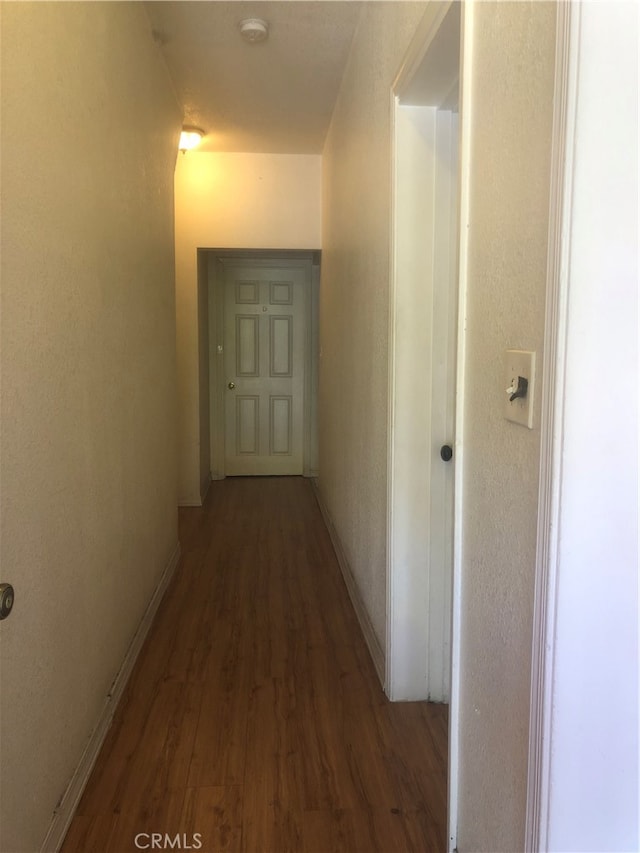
504, 349, 536, 428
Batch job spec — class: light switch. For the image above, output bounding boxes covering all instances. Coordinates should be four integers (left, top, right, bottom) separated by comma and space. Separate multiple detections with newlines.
504, 349, 535, 428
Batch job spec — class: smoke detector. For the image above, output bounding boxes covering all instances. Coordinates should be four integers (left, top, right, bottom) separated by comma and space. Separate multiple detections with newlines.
239, 18, 269, 43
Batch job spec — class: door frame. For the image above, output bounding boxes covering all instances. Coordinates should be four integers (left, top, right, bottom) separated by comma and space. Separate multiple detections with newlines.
386, 0, 461, 699
207, 251, 318, 480
387, 3, 469, 850
525, 3, 578, 848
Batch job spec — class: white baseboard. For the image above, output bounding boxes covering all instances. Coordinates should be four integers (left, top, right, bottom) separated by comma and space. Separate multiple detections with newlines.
40, 542, 181, 853
311, 480, 386, 686
178, 498, 203, 507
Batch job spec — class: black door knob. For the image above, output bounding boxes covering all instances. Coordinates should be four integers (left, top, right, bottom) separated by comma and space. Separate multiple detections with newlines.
0, 583, 15, 620
440, 444, 453, 462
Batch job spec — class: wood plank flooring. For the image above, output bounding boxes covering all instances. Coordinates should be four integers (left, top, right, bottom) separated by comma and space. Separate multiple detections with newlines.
61, 477, 448, 853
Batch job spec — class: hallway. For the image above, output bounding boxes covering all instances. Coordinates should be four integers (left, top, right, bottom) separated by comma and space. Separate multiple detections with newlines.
60, 477, 448, 853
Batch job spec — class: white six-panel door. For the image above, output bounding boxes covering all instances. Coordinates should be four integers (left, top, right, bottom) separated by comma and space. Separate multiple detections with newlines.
223, 265, 306, 475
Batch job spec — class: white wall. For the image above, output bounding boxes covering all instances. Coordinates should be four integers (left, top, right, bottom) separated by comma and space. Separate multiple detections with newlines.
455, 3, 557, 850
174, 152, 321, 504
320, 0, 428, 655
0, 4, 181, 850
545, 3, 639, 849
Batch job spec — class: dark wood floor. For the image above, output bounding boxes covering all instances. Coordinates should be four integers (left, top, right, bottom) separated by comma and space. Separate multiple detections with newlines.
61, 477, 448, 853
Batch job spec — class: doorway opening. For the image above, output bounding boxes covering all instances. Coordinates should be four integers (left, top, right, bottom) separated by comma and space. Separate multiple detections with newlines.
388, 2, 464, 850
197, 249, 320, 483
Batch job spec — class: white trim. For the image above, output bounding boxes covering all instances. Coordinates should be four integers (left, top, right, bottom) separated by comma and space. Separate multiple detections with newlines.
386, 83, 398, 697
428, 106, 458, 703
313, 480, 385, 685
40, 542, 181, 853
525, 3, 579, 851
387, 100, 437, 701
447, 3, 474, 849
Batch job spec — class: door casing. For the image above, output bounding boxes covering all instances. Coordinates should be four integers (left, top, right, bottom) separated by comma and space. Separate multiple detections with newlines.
387, 3, 466, 851
387, 0, 461, 702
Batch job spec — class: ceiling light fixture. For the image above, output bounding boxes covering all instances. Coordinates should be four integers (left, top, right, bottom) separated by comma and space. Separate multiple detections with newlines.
239, 18, 269, 43
179, 126, 205, 153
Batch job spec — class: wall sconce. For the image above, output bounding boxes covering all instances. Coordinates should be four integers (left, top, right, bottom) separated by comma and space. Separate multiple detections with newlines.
179, 127, 205, 153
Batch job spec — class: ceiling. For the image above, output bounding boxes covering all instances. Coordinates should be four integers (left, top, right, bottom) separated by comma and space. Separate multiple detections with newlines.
145, 1, 365, 154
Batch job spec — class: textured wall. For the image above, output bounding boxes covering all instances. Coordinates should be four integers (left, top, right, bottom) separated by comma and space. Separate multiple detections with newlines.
0, 4, 181, 850
174, 153, 321, 503
319, 1, 428, 650
456, 3, 556, 850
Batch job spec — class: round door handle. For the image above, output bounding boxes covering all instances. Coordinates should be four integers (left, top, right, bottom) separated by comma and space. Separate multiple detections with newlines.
440, 444, 453, 462
0, 583, 15, 620
227, 382, 235, 390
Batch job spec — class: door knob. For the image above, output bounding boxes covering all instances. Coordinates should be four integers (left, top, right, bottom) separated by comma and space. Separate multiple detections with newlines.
227, 381, 235, 390
0, 583, 15, 620
440, 444, 453, 462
